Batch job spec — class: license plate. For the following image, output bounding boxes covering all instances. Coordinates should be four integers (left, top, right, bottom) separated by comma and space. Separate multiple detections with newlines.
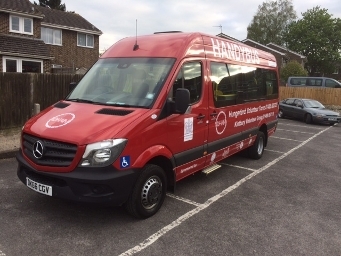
26, 177, 52, 196
328, 118, 337, 121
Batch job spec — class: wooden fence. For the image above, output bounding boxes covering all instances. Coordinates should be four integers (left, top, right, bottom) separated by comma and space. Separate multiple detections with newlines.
0, 73, 82, 129
279, 87, 341, 105
1, 73, 341, 130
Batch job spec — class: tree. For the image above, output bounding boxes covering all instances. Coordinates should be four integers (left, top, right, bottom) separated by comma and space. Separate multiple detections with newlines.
34, 0, 66, 11
247, 0, 297, 45
284, 6, 341, 76
280, 60, 308, 82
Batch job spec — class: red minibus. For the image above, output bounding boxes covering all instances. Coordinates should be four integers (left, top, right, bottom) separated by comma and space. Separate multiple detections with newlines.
17, 32, 279, 218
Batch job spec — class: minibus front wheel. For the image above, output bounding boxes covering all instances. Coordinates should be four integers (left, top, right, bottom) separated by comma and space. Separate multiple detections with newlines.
125, 164, 167, 219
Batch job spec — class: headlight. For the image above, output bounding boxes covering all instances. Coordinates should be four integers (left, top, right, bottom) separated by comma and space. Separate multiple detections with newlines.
79, 139, 127, 167
314, 113, 326, 118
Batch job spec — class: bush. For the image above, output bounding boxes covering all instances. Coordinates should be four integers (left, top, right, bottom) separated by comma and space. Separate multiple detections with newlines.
280, 60, 308, 82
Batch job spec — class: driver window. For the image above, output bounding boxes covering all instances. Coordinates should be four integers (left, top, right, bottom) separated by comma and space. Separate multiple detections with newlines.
295, 100, 303, 107
168, 62, 202, 104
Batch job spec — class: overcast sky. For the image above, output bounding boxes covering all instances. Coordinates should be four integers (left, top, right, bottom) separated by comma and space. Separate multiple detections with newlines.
34, 0, 341, 52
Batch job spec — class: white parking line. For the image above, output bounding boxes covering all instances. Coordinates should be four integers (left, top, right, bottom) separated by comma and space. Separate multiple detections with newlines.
0, 250, 6, 256
272, 136, 304, 142
220, 163, 256, 172
278, 122, 325, 130
119, 125, 332, 256
265, 149, 285, 154
276, 128, 315, 134
166, 193, 201, 207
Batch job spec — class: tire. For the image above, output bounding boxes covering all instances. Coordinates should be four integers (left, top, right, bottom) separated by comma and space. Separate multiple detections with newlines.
305, 114, 313, 124
278, 109, 284, 118
248, 131, 265, 160
125, 164, 166, 219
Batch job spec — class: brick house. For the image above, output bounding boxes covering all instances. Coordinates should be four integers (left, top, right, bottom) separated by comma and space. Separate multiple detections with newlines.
0, 0, 102, 74
216, 34, 308, 83
242, 39, 307, 77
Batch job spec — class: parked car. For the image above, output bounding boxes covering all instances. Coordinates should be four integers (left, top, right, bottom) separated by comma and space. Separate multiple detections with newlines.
286, 77, 341, 88
278, 98, 341, 125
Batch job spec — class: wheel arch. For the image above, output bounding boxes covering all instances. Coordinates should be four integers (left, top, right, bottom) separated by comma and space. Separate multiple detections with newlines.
147, 156, 176, 193
259, 123, 268, 147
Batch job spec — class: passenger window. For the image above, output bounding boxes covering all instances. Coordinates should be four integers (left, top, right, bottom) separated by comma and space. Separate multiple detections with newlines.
210, 62, 237, 107
169, 62, 202, 104
210, 62, 278, 107
308, 79, 322, 86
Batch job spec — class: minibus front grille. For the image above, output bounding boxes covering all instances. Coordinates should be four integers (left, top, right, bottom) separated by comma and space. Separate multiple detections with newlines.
96, 108, 133, 116
23, 133, 78, 167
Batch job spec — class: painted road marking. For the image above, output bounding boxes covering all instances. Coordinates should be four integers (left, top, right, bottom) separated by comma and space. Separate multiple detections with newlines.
272, 136, 304, 142
265, 149, 285, 154
276, 128, 315, 134
166, 193, 201, 207
278, 122, 325, 130
119, 125, 332, 256
220, 163, 256, 172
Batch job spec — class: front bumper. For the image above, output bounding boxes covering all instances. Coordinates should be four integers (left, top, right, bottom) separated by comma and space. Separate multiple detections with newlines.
16, 150, 139, 205
312, 116, 341, 124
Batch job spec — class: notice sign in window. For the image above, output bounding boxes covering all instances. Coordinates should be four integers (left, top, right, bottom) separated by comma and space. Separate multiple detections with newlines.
184, 117, 193, 141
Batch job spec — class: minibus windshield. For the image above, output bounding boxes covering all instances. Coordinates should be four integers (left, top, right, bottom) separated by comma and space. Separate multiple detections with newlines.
67, 58, 175, 108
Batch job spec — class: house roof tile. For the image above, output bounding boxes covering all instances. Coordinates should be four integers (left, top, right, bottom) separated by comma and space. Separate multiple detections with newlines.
0, 0, 43, 17
0, 34, 51, 59
0, 0, 101, 33
34, 5, 102, 33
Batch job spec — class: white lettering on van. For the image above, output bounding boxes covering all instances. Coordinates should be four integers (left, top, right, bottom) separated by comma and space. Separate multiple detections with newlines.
228, 108, 247, 118
180, 164, 197, 174
215, 111, 227, 135
46, 113, 75, 128
211, 38, 260, 64
234, 120, 245, 127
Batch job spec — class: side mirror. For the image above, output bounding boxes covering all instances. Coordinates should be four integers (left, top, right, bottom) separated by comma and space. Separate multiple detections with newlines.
175, 88, 190, 114
69, 82, 77, 92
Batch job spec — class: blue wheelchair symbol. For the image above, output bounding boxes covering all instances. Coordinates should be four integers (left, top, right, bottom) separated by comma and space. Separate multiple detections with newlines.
120, 156, 130, 168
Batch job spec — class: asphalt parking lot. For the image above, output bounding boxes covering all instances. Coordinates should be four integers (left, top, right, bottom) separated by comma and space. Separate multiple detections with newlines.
1, 118, 341, 256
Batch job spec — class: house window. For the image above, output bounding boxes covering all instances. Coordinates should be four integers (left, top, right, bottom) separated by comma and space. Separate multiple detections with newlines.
10, 15, 33, 35
3, 57, 42, 73
41, 27, 62, 45
77, 33, 94, 48
5, 59, 17, 72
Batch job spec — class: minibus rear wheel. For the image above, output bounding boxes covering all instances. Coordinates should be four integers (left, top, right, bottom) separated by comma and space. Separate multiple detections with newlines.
125, 164, 167, 219
248, 131, 265, 160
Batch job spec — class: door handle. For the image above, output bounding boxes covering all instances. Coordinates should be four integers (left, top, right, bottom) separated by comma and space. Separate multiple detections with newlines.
197, 114, 205, 120
210, 112, 218, 119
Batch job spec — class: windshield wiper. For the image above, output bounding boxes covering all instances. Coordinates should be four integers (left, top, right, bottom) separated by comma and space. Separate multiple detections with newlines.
68, 98, 95, 103
105, 102, 135, 108
67, 98, 105, 105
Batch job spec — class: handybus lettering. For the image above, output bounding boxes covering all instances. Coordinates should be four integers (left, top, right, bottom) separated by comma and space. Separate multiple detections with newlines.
211, 38, 260, 64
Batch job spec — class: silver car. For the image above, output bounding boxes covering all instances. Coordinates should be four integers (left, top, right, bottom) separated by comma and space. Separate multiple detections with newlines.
286, 77, 341, 88
278, 98, 341, 125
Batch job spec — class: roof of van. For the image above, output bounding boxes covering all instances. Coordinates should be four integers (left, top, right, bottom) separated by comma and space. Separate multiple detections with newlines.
101, 32, 277, 68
